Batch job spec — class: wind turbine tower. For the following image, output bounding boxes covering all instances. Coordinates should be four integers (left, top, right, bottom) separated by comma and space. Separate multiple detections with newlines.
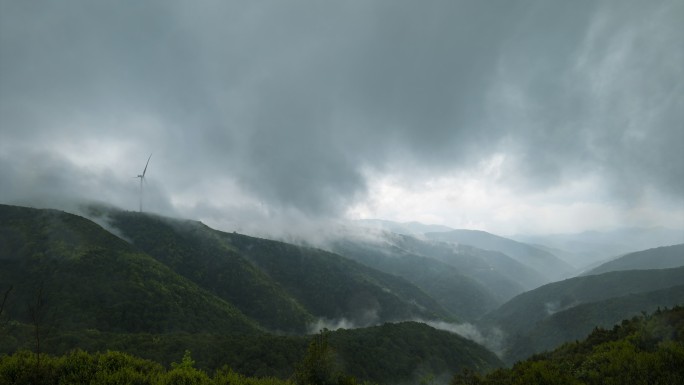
135, 154, 152, 212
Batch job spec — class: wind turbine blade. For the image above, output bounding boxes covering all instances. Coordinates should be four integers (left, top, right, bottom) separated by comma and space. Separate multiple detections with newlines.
142, 153, 152, 177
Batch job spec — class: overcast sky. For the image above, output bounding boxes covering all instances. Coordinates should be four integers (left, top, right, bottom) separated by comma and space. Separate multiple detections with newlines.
1, 0, 682, 237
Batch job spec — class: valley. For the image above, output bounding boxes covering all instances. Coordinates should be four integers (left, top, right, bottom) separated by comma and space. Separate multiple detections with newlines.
1, 204, 682, 384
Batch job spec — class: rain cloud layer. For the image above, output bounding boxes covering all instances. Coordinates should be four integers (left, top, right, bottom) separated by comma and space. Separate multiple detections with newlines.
1, 0, 683, 236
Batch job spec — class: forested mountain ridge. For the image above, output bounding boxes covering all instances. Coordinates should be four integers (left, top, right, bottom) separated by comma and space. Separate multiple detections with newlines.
101, 208, 450, 331
452, 306, 684, 384
479, 264, 684, 365
329, 237, 503, 320
504, 284, 684, 363
98, 209, 315, 333
481, 266, 684, 339
3, 203, 681, 383
327, 230, 550, 320
0, 204, 259, 335
0, 204, 505, 382
0, 203, 452, 334
377, 232, 549, 292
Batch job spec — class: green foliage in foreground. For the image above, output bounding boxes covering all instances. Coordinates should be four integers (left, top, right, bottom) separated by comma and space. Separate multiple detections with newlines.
0, 333, 379, 385
451, 306, 684, 385
1, 321, 502, 384
0, 349, 295, 385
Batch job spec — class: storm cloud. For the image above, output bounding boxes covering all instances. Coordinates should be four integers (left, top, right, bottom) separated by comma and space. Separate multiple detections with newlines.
1, 0, 682, 234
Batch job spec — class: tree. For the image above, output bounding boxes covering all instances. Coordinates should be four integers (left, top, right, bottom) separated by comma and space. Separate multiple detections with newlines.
161, 350, 211, 385
0, 285, 11, 330
27, 281, 56, 382
293, 330, 350, 385
0, 285, 12, 349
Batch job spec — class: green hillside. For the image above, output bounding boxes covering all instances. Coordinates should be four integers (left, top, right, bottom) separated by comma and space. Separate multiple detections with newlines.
0, 204, 258, 335
330, 236, 502, 320
504, 284, 684, 363
1, 321, 502, 383
221, 231, 450, 325
481, 266, 684, 340
328, 321, 502, 381
100, 209, 314, 333
453, 306, 684, 384
0, 204, 505, 383
101, 208, 450, 329
583, 243, 684, 276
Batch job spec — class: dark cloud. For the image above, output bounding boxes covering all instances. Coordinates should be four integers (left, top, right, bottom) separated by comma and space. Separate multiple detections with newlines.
1, 0, 682, 229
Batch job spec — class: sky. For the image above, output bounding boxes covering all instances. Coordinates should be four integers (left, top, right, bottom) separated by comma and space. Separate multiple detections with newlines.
1, 0, 683, 237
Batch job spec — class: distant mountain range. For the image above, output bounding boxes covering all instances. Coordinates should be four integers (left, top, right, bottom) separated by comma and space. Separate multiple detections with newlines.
424, 229, 575, 281
325, 229, 549, 320
0, 204, 501, 381
355, 218, 684, 272
2, 204, 682, 382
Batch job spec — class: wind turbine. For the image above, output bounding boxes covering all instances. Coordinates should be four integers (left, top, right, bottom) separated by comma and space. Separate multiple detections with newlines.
135, 154, 152, 212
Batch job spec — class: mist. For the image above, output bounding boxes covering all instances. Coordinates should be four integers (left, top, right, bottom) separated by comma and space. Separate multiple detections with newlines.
1, 0, 682, 237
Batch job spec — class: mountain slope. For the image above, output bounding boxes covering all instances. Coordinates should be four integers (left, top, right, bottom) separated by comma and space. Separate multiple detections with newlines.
224, 231, 450, 326
582, 243, 684, 276
0, 204, 503, 384
425, 229, 574, 280
384, 233, 549, 292
330, 237, 500, 320
99, 209, 314, 333
480, 266, 684, 341
504, 284, 684, 363
99, 208, 449, 330
453, 306, 684, 384
328, 230, 550, 320
0, 204, 258, 335
328, 321, 502, 382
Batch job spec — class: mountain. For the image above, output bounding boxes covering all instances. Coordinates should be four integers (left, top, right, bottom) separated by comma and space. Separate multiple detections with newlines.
0, 204, 259, 335
96, 208, 314, 333
327, 321, 502, 382
425, 229, 574, 281
504, 284, 684, 363
382, 233, 549, 292
582, 243, 684, 276
481, 266, 684, 336
514, 227, 684, 269
479, 266, 684, 362
0, 204, 504, 383
329, 235, 502, 320
453, 306, 684, 384
97, 207, 450, 331
327, 229, 549, 320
